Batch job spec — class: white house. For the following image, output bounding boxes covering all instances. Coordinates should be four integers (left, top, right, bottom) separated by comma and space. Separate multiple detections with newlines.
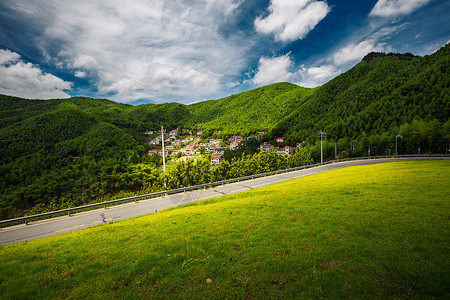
259, 142, 273, 153
211, 155, 223, 165
230, 141, 239, 150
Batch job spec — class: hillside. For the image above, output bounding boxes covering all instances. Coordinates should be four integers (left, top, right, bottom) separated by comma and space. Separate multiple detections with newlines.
186, 82, 314, 135
271, 44, 449, 146
0, 44, 449, 219
1, 161, 448, 298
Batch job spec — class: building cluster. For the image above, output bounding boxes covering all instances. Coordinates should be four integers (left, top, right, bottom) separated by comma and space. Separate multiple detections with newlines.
147, 128, 304, 165
148, 128, 225, 161
259, 142, 295, 155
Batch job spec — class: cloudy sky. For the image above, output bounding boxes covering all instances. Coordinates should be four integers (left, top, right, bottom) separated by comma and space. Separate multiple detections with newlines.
0, 0, 448, 104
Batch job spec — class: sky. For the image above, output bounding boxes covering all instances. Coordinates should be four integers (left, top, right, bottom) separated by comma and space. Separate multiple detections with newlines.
0, 0, 448, 105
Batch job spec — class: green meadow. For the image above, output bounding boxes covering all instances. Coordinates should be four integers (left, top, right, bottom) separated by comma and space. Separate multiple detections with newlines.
1, 160, 449, 299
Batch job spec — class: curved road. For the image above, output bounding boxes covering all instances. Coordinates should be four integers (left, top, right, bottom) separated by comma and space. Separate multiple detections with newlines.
0, 157, 447, 245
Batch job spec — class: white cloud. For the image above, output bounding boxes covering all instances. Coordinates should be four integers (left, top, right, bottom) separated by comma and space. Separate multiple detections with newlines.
0, 49, 20, 64
297, 64, 339, 88
253, 54, 294, 85
370, 0, 430, 17
205, 0, 243, 16
5, 0, 247, 103
74, 70, 86, 78
255, 0, 330, 42
0, 49, 72, 99
332, 40, 386, 65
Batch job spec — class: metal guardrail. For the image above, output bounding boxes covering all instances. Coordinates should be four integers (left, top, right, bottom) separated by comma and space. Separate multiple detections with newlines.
1, 154, 448, 227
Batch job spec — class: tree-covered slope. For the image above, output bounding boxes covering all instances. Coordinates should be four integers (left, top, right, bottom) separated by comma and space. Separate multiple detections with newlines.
186, 82, 314, 135
271, 44, 449, 144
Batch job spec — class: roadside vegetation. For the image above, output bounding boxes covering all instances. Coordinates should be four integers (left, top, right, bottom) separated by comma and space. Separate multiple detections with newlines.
1, 160, 448, 298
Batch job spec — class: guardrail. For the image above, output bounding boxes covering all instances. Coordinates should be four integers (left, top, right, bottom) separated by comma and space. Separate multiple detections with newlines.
1, 154, 448, 227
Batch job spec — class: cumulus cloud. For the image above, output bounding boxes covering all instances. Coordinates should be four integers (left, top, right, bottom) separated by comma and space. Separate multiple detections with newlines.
255, 0, 330, 42
370, 0, 430, 17
253, 54, 294, 85
297, 64, 339, 88
4, 0, 246, 103
0, 49, 72, 99
332, 40, 386, 65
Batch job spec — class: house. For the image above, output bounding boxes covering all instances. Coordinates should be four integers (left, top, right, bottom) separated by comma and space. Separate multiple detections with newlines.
172, 140, 181, 146
149, 137, 160, 145
183, 148, 194, 155
211, 154, 223, 166
145, 130, 154, 135
229, 135, 243, 143
209, 139, 222, 147
230, 141, 240, 150
197, 131, 203, 136
276, 137, 285, 143
259, 142, 273, 153
183, 129, 192, 135
297, 142, 304, 149
169, 129, 178, 136
148, 150, 157, 155
157, 150, 169, 157
214, 148, 225, 155
276, 146, 294, 156
172, 149, 181, 156
166, 146, 174, 150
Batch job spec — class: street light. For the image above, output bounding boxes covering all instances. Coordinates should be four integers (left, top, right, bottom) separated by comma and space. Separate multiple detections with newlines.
319, 131, 326, 164
395, 135, 403, 155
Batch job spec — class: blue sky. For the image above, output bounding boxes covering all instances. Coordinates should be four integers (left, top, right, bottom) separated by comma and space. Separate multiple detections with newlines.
0, 0, 448, 104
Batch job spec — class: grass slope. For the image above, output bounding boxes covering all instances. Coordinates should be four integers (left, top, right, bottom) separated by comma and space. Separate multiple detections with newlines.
1, 160, 449, 299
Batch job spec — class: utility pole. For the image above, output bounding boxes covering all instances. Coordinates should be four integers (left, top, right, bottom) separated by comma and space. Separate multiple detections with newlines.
161, 125, 167, 190
395, 135, 403, 155
319, 131, 326, 164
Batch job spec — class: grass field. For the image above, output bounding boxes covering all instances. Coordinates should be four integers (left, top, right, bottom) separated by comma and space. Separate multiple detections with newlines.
0, 160, 449, 299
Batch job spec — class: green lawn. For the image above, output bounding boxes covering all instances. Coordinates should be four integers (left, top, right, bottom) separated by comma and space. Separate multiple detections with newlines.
1, 160, 449, 299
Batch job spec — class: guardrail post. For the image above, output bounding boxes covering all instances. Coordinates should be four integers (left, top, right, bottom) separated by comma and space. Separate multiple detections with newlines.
25, 215, 28, 225
68, 210, 71, 217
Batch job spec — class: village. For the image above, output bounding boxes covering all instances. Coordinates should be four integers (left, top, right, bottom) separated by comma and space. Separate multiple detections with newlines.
146, 128, 304, 165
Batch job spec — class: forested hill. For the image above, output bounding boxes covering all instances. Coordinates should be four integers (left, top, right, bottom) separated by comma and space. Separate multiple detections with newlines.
0, 44, 448, 219
185, 83, 314, 135
1, 43, 448, 139
271, 43, 449, 145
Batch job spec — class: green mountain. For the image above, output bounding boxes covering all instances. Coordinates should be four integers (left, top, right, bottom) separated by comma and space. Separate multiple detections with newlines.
0, 44, 448, 219
272, 45, 449, 146
186, 82, 314, 135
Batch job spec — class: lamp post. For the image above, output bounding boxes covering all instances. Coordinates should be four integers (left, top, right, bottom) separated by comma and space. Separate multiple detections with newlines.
319, 131, 326, 164
395, 135, 403, 155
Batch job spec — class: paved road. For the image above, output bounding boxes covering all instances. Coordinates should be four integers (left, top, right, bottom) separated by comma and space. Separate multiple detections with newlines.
0, 157, 445, 245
